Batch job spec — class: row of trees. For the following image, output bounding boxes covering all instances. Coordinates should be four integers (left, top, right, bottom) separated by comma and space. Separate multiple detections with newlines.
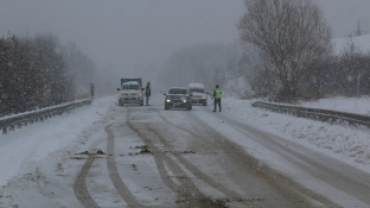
0, 34, 96, 116
238, 0, 370, 102
311, 44, 370, 98
159, 43, 244, 90
158, 42, 255, 100
160, 0, 370, 102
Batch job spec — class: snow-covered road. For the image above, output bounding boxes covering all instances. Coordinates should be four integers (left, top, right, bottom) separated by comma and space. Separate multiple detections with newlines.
1, 94, 370, 207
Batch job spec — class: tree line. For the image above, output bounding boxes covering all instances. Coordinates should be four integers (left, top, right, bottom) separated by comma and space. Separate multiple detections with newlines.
0, 33, 96, 117
160, 0, 370, 102
239, 0, 370, 102
311, 42, 370, 98
159, 43, 244, 91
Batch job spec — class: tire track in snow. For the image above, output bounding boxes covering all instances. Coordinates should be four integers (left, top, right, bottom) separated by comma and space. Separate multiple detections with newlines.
156, 108, 336, 207
207, 110, 370, 207
73, 156, 101, 208
105, 124, 148, 208
148, 109, 251, 206
126, 108, 228, 208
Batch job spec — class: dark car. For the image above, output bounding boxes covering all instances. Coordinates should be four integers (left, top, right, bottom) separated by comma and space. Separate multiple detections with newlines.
164, 87, 192, 110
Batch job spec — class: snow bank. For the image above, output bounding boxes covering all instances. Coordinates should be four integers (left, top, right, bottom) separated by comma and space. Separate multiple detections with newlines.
0, 96, 115, 186
223, 96, 370, 173
299, 96, 370, 116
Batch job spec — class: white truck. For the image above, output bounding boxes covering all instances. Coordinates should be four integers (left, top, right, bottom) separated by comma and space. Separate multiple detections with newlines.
188, 83, 208, 106
117, 78, 144, 106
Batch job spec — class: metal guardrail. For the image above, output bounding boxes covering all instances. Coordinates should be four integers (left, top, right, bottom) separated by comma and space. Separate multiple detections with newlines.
0, 99, 92, 134
252, 101, 370, 128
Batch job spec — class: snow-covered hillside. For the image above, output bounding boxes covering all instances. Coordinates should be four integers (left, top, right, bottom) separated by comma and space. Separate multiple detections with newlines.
332, 34, 370, 55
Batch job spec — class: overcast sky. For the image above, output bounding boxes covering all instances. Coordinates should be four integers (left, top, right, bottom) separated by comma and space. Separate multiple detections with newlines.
1, 0, 369, 78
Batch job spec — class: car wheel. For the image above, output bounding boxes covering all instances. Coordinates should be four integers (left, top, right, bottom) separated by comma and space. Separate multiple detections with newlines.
165, 105, 169, 110
203, 101, 207, 106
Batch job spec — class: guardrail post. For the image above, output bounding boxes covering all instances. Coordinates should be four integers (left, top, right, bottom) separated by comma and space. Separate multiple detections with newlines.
90, 83, 95, 101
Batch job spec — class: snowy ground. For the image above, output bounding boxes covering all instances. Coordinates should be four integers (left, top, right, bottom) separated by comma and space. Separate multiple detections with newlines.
0, 94, 370, 207
226, 96, 370, 173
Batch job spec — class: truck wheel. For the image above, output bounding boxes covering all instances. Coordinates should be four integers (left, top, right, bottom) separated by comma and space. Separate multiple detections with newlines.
187, 105, 192, 111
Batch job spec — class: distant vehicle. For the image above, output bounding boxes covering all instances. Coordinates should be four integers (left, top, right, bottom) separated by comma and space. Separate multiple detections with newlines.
188, 83, 208, 106
117, 78, 144, 106
164, 87, 192, 110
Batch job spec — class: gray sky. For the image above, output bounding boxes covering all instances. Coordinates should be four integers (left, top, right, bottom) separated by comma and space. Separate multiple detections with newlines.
0, 0, 369, 78
0, 0, 245, 77
311, 0, 370, 37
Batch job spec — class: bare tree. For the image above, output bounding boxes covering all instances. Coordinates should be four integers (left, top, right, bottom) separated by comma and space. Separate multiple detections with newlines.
355, 20, 362, 36
238, 0, 332, 101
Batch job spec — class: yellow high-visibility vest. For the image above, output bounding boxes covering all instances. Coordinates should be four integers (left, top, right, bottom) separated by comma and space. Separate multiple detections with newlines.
215, 88, 222, 99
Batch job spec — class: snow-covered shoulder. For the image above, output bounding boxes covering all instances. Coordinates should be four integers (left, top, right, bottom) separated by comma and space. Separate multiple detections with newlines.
0, 95, 115, 186
298, 96, 370, 116
221, 96, 370, 173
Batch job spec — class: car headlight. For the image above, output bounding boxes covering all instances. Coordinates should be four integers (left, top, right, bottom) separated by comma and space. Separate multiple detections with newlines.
166, 99, 171, 103
118, 93, 122, 97
182, 99, 187, 103
202, 96, 206, 99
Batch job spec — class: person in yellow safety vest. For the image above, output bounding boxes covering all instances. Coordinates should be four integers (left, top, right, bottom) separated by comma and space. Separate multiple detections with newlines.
213, 85, 222, 112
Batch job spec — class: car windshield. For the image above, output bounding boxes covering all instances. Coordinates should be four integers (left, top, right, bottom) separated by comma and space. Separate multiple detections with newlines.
189, 88, 204, 93
169, 88, 187, 94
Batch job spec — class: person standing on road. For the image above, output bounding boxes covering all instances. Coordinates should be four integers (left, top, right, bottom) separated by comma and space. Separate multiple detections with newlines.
213, 84, 222, 112
145, 82, 151, 106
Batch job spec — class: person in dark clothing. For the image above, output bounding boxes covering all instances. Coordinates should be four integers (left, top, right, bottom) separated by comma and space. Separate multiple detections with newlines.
213, 84, 222, 112
145, 82, 151, 106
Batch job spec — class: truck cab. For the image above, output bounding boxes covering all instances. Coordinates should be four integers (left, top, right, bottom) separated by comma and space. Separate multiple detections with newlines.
117, 78, 144, 106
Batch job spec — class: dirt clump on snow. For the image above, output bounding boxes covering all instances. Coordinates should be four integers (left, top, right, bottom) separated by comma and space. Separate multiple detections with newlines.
76, 150, 89, 155
134, 145, 151, 154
